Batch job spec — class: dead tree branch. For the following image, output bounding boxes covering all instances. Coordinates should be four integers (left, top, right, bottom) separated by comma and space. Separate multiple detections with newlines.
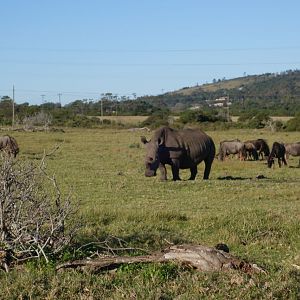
0, 149, 79, 271
56, 244, 265, 275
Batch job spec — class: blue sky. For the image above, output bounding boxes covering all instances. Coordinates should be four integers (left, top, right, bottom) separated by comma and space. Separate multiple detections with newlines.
1, 0, 300, 105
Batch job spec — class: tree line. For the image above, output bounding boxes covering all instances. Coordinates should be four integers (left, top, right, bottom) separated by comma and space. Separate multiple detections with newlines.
1, 70, 299, 130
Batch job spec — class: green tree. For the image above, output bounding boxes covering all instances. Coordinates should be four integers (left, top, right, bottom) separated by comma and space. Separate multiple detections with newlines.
285, 113, 300, 131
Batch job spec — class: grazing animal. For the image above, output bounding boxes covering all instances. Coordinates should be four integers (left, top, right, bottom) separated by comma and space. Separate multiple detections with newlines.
244, 142, 259, 160
218, 140, 246, 161
267, 142, 287, 168
0, 135, 19, 157
141, 126, 215, 180
284, 142, 300, 166
245, 139, 270, 160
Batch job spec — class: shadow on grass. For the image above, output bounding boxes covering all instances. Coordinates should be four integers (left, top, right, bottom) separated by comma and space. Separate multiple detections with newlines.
217, 176, 252, 181
21, 152, 56, 160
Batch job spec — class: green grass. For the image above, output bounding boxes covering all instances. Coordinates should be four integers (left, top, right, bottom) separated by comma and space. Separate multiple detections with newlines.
0, 128, 299, 299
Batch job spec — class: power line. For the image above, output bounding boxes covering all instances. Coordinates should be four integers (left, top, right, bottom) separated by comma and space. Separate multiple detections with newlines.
0, 89, 138, 97
1, 46, 300, 53
1, 60, 300, 66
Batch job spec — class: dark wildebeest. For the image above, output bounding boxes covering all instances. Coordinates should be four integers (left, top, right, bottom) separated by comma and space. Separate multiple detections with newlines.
284, 142, 300, 166
267, 142, 287, 168
245, 139, 270, 160
218, 140, 246, 161
244, 142, 259, 161
141, 126, 215, 180
0, 135, 19, 157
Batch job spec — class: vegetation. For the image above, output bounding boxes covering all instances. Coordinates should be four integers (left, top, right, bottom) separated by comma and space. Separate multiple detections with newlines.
285, 113, 300, 131
237, 111, 271, 129
0, 128, 299, 298
0, 153, 78, 265
140, 110, 170, 129
179, 109, 227, 124
1, 69, 299, 129
156, 69, 300, 116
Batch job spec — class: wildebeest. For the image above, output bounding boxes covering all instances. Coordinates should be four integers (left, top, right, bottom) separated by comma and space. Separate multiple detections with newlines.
267, 142, 287, 168
245, 139, 270, 160
244, 142, 259, 160
141, 126, 215, 180
218, 139, 246, 161
0, 135, 19, 157
284, 142, 300, 166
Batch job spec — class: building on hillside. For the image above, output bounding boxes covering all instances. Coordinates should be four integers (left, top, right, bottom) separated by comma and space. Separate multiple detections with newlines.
189, 104, 202, 110
206, 96, 232, 108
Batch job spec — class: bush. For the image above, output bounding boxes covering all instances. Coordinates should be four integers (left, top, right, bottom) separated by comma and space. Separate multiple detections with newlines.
141, 111, 169, 129
0, 152, 78, 268
238, 112, 271, 129
180, 109, 226, 124
66, 115, 102, 128
285, 114, 300, 131
22, 111, 53, 128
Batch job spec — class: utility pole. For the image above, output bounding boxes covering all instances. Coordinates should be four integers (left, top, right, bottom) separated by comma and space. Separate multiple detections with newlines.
226, 98, 230, 122
100, 95, 104, 124
41, 94, 46, 113
58, 93, 62, 107
224, 96, 230, 122
12, 85, 15, 128
41, 94, 46, 103
227, 106, 230, 122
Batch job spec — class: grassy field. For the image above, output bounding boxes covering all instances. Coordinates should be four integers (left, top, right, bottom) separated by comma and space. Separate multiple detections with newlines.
230, 116, 293, 123
1, 127, 300, 299
94, 114, 293, 125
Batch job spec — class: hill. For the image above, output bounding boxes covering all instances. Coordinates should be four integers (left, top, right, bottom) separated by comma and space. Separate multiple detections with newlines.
139, 70, 300, 116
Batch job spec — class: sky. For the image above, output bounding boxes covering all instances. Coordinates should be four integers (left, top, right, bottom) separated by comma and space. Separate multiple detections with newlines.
1, 0, 300, 105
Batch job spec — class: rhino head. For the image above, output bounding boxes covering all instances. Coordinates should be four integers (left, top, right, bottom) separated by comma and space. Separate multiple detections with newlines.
141, 136, 161, 177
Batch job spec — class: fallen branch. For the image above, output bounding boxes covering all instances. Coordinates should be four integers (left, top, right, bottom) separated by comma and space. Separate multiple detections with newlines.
128, 127, 150, 132
56, 244, 265, 274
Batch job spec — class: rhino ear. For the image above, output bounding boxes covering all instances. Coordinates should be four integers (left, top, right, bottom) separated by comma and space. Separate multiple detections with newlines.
141, 136, 148, 144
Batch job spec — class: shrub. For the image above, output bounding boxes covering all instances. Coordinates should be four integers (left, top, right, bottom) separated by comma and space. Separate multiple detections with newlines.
0, 152, 79, 269
141, 111, 169, 129
22, 111, 53, 128
238, 112, 271, 129
66, 115, 102, 128
285, 114, 300, 131
180, 109, 226, 124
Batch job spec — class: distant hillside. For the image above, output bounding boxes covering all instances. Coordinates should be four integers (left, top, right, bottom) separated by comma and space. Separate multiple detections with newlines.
139, 70, 300, 116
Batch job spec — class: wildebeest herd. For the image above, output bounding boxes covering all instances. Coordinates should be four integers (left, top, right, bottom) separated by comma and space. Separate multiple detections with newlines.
141, 126, 300, 180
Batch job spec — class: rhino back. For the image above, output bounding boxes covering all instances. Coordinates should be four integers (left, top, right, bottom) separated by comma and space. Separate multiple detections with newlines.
153, 127, 214, 164
178, 129, 214, 161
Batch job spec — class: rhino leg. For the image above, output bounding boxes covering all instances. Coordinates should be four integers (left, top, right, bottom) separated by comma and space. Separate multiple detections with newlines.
159, 163, 167, 181
171, 160, 181, 181
189, 166, 197, 180
203, 158, 213, 180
